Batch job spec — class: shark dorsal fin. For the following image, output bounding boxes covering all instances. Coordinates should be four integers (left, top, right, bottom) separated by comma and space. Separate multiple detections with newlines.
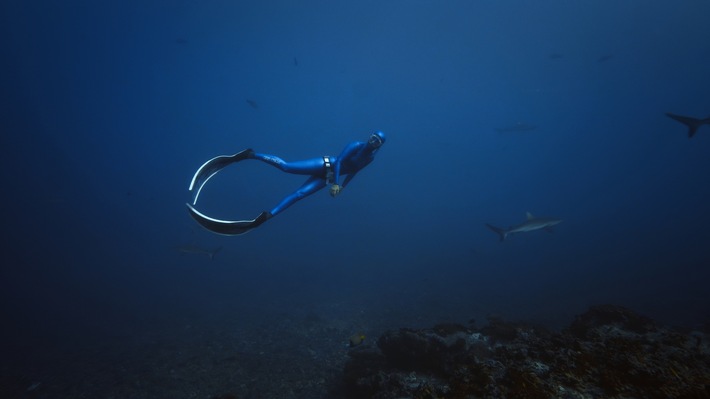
526, 212, 535, 220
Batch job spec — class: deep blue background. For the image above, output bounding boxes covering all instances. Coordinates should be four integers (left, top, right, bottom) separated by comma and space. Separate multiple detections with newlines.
2, 0, 710, 372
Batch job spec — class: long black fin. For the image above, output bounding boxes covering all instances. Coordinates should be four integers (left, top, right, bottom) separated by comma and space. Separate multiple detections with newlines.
188, 149, 254, 204
186, 204, 269, 236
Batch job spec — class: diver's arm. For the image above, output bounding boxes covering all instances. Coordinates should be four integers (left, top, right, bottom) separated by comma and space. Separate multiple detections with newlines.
341, 172, 358, 188
332, 141, 363, 185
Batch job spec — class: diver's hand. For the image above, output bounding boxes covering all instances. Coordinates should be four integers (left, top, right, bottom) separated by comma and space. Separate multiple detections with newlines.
329, 184, 341, 197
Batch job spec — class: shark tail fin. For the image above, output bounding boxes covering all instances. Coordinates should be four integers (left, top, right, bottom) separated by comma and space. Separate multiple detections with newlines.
209, 246, 223, 260
485, 223, 507, 242
666, 113, 702, 138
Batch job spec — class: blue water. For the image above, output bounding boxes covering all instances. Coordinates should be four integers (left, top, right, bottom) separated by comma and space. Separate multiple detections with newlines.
2, 0, 709, 396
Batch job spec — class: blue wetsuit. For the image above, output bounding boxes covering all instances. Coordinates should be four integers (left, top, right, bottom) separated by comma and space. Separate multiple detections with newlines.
251, 131, 384, 216
186, 131, 385, 235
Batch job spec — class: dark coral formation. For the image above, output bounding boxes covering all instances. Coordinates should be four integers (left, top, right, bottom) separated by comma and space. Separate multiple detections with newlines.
341, 305, 710, 398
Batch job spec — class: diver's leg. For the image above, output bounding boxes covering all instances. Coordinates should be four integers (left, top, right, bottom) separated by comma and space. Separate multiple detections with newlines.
251, 153, 325, 175
269, 176, 327, 216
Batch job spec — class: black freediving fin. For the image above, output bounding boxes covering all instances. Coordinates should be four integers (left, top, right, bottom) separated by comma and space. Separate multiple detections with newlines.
665, 113, 710, 138
186, 203, 271, 236
188, 149, 254, 205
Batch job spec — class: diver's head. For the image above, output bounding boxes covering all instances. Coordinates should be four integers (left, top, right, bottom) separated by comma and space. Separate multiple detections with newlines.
368, 131, 386, 148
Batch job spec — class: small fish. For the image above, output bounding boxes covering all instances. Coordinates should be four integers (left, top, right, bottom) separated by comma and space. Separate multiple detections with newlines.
176, 244, 222, 260
27, 382, 42, 392
246, 99, 258, 109
293, 57, 298, 66
349, 333, 366, 347
597, 54, 614, 63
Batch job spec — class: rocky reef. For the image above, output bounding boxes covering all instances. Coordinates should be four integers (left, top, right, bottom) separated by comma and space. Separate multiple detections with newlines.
341, 305, 710, 398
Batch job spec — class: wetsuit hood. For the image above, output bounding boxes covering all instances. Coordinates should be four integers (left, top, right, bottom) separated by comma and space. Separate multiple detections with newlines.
368, 131, 386, 148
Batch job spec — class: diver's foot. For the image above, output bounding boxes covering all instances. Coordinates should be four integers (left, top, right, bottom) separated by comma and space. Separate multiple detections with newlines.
251, 211, 272, 228
234, 148, 255, 161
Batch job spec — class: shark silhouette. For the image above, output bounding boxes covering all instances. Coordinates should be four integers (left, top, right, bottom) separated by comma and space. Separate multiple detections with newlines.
176, 244, 222, 260
666, 113, 710, 138
486, 212, 562, 242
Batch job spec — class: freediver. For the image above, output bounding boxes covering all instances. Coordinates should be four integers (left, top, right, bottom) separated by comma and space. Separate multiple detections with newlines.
186, 131, 386, 235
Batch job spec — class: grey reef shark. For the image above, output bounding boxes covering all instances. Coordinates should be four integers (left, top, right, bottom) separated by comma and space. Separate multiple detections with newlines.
176, 244, 222, 260
486, 212, 562, 241
665, 113, 710, 138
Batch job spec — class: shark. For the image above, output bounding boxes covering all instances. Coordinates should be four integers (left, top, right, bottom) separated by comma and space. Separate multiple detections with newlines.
176, 244, 222, 260
666, 113, 710, 138
485, 212, 562, 241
